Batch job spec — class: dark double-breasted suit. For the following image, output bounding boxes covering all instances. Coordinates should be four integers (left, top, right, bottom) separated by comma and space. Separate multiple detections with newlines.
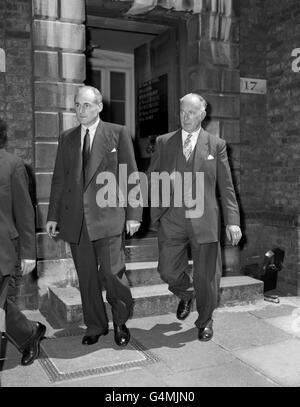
0, 149, 37, 349
148, 128, 240, 327
47, 120, 142, 335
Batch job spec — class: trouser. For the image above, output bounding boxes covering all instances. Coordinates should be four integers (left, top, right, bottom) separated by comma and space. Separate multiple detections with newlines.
70, 220, 133, 336
0, 274, 36, 353
157, 215, 221, 329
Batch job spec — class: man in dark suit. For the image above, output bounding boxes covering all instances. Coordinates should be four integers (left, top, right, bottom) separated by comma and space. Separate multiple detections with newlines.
0, 119, 46, 366
46, 86, 142, 347
148, 93, 242, 341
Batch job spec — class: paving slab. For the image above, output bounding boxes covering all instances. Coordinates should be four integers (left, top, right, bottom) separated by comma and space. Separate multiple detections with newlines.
1, 342, 50, 387
130, 322, 235, 373
234, 339, 300, 387
151, 340, 235, 374
162, 359, 279, 387
210, 311, 291, 351
264, 312, 300, 338
127, 313, 235, 373
249, 304, 297, 319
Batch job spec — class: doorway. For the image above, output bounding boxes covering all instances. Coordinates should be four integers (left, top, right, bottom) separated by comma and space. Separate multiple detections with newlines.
85, 16, 180, 171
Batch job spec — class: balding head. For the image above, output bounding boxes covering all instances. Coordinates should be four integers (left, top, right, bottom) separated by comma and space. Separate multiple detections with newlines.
75, 86, 103, 105
179, 93, 207, 133
74, 86, 103, 127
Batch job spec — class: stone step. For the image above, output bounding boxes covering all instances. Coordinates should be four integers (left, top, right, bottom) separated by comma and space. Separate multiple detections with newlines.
46, 276, 264, 327
124, 238, 241, 275
125, 237, 158, 263
125, 260, 193, 286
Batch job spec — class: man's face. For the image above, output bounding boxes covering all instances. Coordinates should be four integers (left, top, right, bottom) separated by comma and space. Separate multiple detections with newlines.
180, 96, 206, 133
74, 88, 103, 127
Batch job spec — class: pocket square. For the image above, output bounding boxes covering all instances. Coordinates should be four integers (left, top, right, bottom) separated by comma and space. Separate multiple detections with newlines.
207, 154, 214, 160
110, 148, 117, 153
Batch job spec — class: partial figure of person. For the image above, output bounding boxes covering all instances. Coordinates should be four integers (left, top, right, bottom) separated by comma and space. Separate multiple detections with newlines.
46, 86, 142, 347
148, 93, 242, 341
0, 119, 46, 366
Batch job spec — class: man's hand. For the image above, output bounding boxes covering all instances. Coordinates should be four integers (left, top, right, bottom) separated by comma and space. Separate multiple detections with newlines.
226, 225, 242, 246
21, 259, 36, 275
126, 220, 141, 237
46, 221, 59, 238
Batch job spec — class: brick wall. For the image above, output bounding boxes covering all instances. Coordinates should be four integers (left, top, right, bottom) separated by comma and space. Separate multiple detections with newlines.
266, 0, 300, 214
0, 1, 36, 308
240, 0, 300, 294
265, 0, 300, 293
240, 0, 267, 214
0, 0, 34, 165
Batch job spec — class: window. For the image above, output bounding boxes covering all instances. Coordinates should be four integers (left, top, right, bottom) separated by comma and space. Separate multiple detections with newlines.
86, 50, 134, 137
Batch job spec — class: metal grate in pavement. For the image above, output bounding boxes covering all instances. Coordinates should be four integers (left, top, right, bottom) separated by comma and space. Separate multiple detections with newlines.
38, 329, 159, 383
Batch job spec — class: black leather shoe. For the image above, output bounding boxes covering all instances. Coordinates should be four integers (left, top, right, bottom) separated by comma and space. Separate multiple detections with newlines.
82, 329, 108, 345
198, 321, 213, 342
113, 323, 130, 347
176, 299, 193, 320
21, 322, 46, 366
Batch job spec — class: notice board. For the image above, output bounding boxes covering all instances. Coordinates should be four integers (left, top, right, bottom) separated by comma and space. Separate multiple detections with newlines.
137, 74, 168, 138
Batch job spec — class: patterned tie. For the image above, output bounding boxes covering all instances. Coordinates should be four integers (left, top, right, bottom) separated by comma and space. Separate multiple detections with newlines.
183, 133, 193, 161
82, 128, 90, 180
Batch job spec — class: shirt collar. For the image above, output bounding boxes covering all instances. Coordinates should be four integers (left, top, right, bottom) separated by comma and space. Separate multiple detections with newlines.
82, 117, 100, 134
182, 127, 202, 139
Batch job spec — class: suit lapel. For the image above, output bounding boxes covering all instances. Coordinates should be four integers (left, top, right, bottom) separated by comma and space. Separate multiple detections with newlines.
193, 129, 210, 173
84, 120, 113, 190
68, 126, 82, 184
164, 130, 181, 173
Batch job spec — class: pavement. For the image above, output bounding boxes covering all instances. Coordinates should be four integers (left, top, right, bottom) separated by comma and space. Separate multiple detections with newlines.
1, 293, 300, 389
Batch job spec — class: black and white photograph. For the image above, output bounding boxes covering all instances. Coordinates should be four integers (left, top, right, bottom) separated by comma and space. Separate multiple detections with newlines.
0, 0, 300, 394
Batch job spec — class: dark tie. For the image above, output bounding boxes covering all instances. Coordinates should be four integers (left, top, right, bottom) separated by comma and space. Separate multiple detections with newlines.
183, 133, 193, 161
82, 128, 90, 180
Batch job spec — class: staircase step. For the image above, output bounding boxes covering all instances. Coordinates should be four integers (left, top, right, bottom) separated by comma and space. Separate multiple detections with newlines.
125, 261, 162, 286
46, 276, 263, 327
125, 260, 193, 286
125, 237, 158, 263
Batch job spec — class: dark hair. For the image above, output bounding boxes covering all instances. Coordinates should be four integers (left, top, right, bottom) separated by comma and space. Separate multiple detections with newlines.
0, 119, 7, 148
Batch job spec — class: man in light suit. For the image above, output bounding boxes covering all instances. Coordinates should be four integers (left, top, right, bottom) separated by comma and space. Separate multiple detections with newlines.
46, 86, 142, 347
0, 119, 46, 366
148, 93, 242, 341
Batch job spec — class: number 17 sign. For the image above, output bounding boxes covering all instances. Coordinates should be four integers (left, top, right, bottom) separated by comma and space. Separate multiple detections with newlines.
240, 77, 267, 94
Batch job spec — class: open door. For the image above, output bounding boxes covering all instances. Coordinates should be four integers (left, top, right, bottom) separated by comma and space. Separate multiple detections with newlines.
134, 27, 179, 172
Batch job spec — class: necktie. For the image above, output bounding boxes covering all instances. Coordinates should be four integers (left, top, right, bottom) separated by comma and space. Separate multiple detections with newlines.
183, 133, 193, 161
82, 128, 90, 179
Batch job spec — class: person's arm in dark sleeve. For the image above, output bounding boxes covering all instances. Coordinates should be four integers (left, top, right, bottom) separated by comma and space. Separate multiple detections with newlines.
11, 159, 36, 260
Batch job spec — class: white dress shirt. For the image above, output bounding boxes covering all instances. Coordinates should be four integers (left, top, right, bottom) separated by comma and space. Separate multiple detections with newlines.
181, 128, 202, 153
81, 118, 100, 152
